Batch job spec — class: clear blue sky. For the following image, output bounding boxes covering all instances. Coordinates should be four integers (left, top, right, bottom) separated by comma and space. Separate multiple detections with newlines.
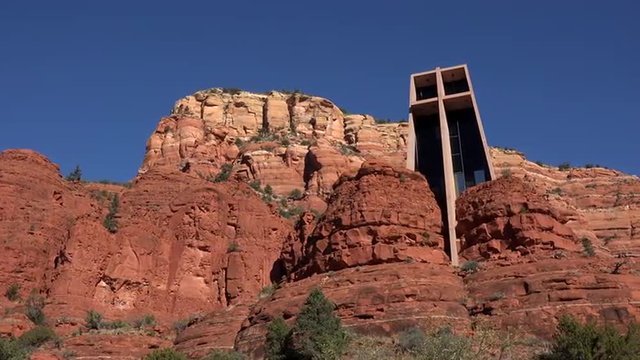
1, 1, 638, 181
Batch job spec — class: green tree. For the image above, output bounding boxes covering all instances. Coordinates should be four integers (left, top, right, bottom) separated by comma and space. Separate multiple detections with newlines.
143, 348, 188, 360
5, 283, 20, 301
66, 165, 82, 182
103, 194, 119, 233
0, 338, 28, 360
287, 288, 348, 360
538, 316, 640, 360
18, 326, 57, 348
265, 316, 290, 360
202, 351, 246, 360
85, 310, 103, 330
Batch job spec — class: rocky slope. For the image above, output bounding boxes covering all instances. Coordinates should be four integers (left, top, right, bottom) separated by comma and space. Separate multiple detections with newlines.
141, 89, 408, 200
1, 89, 639, 359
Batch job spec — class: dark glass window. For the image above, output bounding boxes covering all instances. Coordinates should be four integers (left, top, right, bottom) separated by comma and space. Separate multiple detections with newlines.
416, 85, 437, 100
444, 79, 470, 95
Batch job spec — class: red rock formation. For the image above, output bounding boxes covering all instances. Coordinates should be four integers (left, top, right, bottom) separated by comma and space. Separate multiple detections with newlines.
457, 175, 640, 337
0, 149, 107, 318
235, 263, 467, 359
0, 149, 293, 358
64, 333, 172, 359
3, 89, 640, 359
456, 176, 579, 260
174, 305, 251, 358
282, 161, 447, 280
229, 162, 461, 358
45, 168, 292, 322
141, 90, 408, 202
491, 148, 640, 257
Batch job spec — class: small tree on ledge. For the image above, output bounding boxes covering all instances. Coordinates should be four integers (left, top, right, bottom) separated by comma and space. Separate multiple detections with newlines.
66, 165, 82, 182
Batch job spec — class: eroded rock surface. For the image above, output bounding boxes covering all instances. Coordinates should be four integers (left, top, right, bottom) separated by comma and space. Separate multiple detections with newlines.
282, 161, 447, 280
235, 263, 467, 359
456, 176, 579, 260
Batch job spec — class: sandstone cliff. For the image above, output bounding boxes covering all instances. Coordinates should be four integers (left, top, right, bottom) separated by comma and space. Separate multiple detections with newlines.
1, 88, 639, 359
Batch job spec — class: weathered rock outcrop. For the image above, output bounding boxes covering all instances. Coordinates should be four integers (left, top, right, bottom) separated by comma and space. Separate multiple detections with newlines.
282, 161, 447, 280
140, 90, 408, 201
491, 148, 640, 257
457, 174, 640, 337
0, 149, 293, 358
0, 149, 109, 337
228, 162, 463, 358
235, 263, 467, 359
3, 88, 640, 359
456, 176, 579, 260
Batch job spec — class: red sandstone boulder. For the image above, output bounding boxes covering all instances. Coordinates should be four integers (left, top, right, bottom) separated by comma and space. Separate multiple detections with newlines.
282, 160, 447, 280
456, 176, 579, 260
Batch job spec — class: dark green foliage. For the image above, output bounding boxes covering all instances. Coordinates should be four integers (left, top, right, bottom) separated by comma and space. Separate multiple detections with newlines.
25, 293, 45, 325
249, 180, 262, 191
103, 194, 119, 233
288, 288, 348, 359
65, 165, 82, 182
85, 310, 103, 330
584, 163, 602, 169
397, 327, 426, 353
0, 338, 28, 360
104, 319, 129, 329
143, 348, 188, 360
549, 187, 564, 195
418, 327, 473, 359
337, 143, 358, 156
95, 179, 132, 188
264, 184, 273, 195
235, 138, 246, 147
133, 314, 156, 329
5, 283, 20, 301
202, 350, 247, 360
537, 316, 640, 360
581, 238, 596, 257
264, 289, 348, 360
501, 168, 512, 177
558, 162, 572, 171
0, 327, 60, 356
280, 138, 291, 147
250, 129, 278, 143
214, 163, 234, 183
460, 261, 479, 273
535, 160, 546, 167
221, 88, 242, 95
396, 327, 473, 359
17, 326, 57, 348
227, 241, 241, 253
276, 89, 303, 95
265, 317, 290, 360
300, 140, 311, 146
288, 188, 303, 200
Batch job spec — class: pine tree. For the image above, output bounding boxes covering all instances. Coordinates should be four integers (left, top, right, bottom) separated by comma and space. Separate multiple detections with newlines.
66, 165, 82, 182
265, 316, 290, 360
288, 288, 348, 360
